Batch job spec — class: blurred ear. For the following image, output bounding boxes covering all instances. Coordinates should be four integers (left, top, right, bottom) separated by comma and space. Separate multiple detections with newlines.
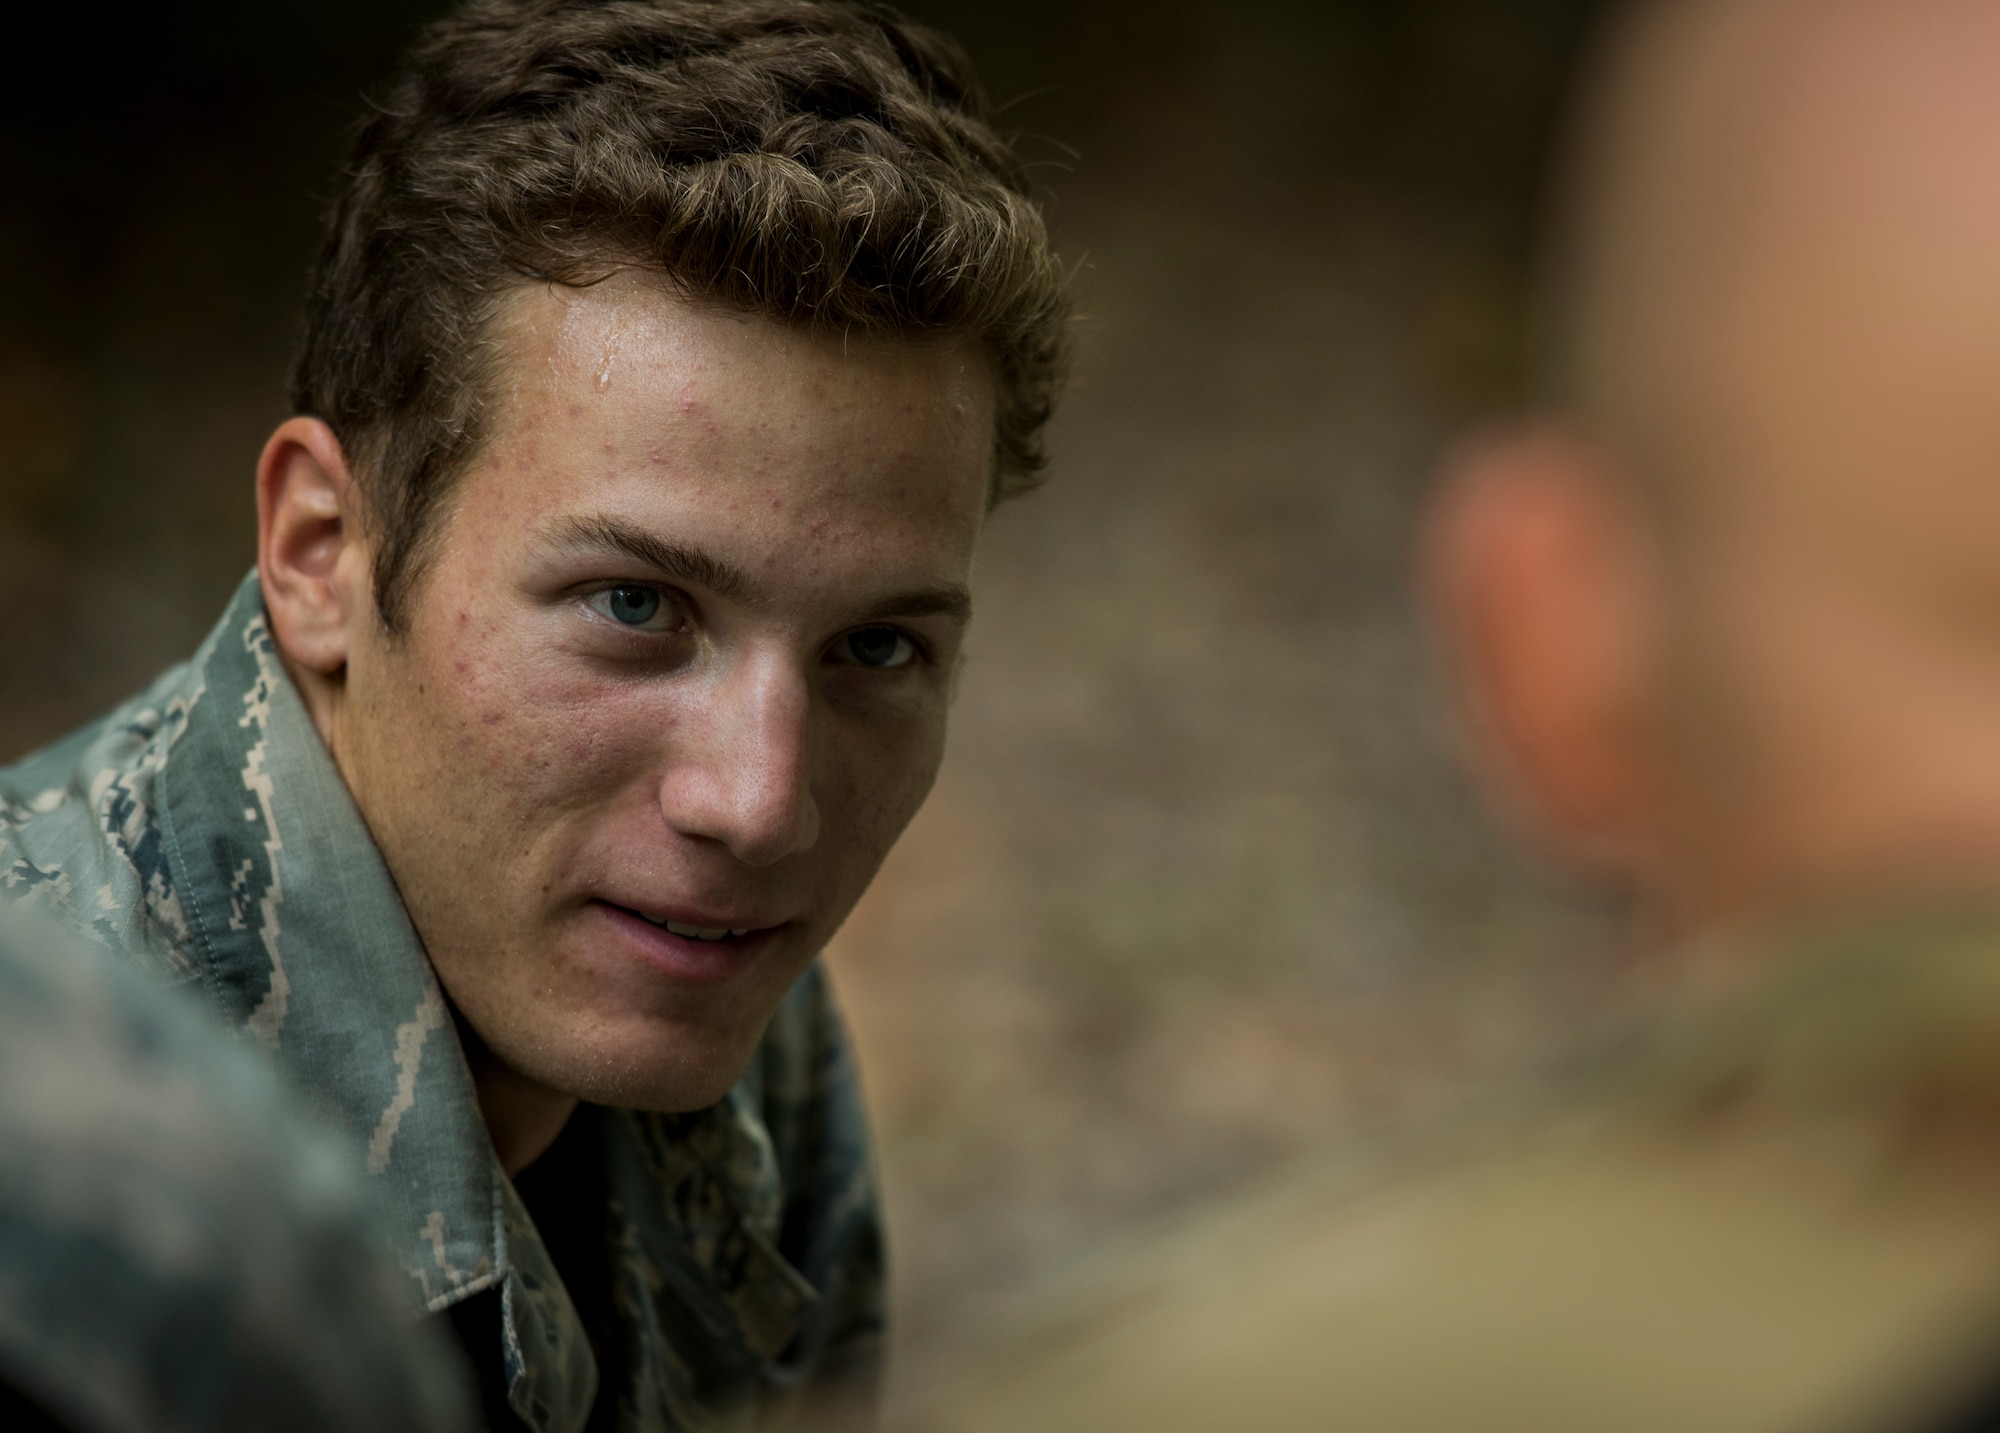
256, 417, 371, 676
1422, 425, 1664, 882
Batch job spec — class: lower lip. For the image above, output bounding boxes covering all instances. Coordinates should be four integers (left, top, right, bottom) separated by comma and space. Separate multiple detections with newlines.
590, 902, 778, 985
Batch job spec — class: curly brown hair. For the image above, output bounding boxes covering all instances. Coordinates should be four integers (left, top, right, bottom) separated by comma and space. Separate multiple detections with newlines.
291, 0, 1070, 631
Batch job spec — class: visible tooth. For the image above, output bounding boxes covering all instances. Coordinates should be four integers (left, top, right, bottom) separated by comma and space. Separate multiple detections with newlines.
696, 927, 728, 941
729, 929, 747, 938
665, 920, 701, 938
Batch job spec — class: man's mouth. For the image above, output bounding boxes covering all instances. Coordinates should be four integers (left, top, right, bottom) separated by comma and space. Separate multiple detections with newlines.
638, 915, 751, 942
589, 899, 785, 983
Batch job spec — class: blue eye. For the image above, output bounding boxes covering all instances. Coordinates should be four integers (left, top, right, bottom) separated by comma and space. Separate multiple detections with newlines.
588, 586, 672, 631
844, 627, 916, 669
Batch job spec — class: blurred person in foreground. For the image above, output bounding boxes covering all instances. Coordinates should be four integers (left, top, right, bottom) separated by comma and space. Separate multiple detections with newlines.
0, 1, 1066, 1428
0, 904, 473, 1433
912, 1, 2000, 1430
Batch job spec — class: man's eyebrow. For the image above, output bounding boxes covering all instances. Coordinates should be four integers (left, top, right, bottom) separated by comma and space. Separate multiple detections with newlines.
545, 515, 751, 601
859, 586, 974, 624
545, 513, 971, 623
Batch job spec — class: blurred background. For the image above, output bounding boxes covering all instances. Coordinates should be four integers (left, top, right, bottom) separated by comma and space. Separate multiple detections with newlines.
1, 0, 1616, 1391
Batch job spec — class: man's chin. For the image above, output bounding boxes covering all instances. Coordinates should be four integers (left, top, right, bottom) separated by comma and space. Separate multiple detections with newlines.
516, 1024, 766, 1115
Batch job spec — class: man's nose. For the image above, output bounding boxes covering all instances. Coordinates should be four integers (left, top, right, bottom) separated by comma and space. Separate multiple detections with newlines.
657, 653, 820, 867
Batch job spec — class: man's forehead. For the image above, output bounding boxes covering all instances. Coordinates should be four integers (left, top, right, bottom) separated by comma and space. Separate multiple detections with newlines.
456, 274, 995, 589
491, 275, 994, 514
497, 272, 994, 418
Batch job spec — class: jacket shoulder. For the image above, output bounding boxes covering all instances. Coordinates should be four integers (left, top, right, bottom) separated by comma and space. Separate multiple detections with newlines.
0, 661, 206, 985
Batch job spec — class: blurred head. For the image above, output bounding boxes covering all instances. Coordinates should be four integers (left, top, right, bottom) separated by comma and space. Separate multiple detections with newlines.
254, 0, 1067, 1118
1426, 0, 2000, 935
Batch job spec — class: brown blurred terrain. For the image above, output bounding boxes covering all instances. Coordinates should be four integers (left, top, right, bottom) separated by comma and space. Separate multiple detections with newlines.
0, 0, 1614, 1389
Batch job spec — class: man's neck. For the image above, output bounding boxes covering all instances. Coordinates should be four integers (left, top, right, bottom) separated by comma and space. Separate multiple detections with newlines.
459, 1024, 579, 1177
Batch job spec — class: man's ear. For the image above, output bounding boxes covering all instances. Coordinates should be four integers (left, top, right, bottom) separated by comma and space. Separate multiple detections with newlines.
256, 417, 370, 676
1421, 425, 1665, 883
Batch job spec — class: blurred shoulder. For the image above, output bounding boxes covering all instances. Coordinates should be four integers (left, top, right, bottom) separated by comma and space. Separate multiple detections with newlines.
920, 903, 2000, 1433
926, 1116, 2000, 1433
0, 905, 473, 1433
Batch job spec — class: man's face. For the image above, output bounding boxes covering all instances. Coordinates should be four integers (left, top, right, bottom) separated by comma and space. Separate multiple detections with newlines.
334, 276, 993, 1111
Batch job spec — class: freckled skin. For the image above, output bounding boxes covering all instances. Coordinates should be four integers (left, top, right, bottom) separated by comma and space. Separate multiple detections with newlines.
330, 275, 994, 1112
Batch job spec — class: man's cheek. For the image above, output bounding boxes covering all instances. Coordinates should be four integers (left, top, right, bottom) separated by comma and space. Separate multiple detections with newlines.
842, 726, 948, 863
452, 666, 660, 811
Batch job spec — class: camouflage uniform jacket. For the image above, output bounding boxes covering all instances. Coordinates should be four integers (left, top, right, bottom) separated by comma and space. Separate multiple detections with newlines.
0, 574, 886, 1433
0, 904, 474, 1433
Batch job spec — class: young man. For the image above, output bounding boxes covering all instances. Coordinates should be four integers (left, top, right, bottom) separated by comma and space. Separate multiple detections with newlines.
916, 1, 2000, 1429
0, 2, 1067, 1429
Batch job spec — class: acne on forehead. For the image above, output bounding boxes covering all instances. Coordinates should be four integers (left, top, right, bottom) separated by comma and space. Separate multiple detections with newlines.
510, 274, 981, 387
480, 276, 995, 544
496, 278, 992, 451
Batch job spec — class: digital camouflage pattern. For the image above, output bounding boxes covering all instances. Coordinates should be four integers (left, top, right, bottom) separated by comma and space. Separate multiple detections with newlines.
0, 902, 474, 1433
0, 573, 885, 1433
921, 902, 2000, 1433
